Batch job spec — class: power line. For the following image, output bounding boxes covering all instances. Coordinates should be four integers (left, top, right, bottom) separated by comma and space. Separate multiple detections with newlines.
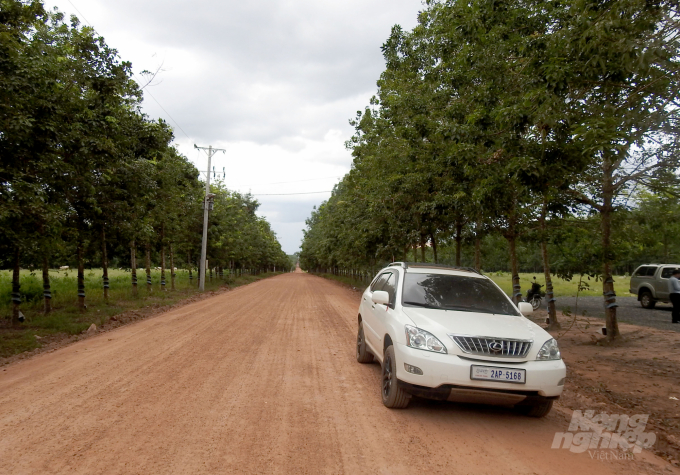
143, 88, 192, 140
65, 0, 192, 141
231, 175, 342, 188
252, 191, 333, 196
66, 0, 91, 25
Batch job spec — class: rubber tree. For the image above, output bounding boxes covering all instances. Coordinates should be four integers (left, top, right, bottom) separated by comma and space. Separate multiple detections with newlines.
545, 0, 680, 339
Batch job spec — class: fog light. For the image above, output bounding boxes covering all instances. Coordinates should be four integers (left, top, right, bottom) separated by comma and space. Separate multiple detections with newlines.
558, 378, 565, 386
404, 363, 423, 375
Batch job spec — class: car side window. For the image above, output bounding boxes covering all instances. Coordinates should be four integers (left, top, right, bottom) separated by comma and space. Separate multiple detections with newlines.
381, 273, 397, 307
636, 266, 657, 277
370, 272, 391, 292
661, 267, 677, 279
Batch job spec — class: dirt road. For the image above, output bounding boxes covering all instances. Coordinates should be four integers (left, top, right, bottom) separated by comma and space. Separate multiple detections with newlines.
0, 273, 673, 474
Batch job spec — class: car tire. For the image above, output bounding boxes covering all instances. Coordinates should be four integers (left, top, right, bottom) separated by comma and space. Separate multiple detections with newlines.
356, 323, 374, 364
518, 400, 553, 418
381, 345, 411, 409
639, 291, 656, 309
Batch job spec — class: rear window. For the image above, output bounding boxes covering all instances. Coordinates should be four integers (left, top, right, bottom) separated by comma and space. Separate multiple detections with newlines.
402, 273, 520, 316
634, 266, 658, 277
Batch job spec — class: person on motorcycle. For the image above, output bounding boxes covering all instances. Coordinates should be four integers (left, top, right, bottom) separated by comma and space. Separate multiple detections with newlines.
526, 278, 544, 303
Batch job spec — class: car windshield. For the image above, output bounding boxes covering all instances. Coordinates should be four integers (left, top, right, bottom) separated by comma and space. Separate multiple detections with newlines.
402, 273, 520, 316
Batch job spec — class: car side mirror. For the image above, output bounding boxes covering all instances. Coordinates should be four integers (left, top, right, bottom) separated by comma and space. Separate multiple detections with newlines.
518, 302, 533, 315
372, 290, 390, 306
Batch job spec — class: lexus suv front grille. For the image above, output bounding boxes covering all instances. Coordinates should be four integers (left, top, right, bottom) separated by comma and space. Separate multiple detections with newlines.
448, 335, 532, 358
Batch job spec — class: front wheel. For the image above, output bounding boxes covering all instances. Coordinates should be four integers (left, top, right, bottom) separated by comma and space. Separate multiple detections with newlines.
381, 346, 411, 408
531, 296, 542, 310
639, 291, 656, 309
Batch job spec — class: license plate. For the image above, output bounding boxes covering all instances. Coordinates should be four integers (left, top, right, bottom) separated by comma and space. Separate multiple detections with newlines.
470, 365, 526, 384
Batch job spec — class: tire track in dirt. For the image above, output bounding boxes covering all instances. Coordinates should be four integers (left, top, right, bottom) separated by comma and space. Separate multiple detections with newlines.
0, 273, 674, 474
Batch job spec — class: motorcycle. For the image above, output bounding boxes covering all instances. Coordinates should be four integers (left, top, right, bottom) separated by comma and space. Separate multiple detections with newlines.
525, 279, 545, 310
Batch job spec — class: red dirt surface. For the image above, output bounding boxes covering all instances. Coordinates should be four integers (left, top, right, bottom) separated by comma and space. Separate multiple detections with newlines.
0, 272, 677, 474
530, 308, 680, 466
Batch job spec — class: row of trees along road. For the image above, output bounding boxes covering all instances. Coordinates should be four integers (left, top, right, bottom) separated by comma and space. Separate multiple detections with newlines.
300, 0, 680, 340
0, 1, 290, 324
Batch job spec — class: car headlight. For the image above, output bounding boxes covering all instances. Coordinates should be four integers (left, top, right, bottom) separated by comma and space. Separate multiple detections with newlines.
536, 338, 561, 360
405, 325, 447, 354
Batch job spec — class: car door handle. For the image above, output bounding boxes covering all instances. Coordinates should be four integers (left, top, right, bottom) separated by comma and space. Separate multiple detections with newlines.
371, 305, 375, 309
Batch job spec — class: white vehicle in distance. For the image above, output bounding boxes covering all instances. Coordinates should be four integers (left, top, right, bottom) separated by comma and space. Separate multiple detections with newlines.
356, 262, 566, 417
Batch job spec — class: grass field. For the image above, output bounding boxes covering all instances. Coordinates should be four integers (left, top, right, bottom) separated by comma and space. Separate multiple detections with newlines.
0, 268, 280, 358
485, 272, 632, 298
316, 271, 632, 299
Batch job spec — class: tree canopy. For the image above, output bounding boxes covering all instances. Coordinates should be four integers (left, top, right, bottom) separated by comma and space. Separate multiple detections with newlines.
300, 0, 680, 339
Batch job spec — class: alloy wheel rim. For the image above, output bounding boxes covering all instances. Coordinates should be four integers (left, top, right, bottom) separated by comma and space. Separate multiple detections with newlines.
382, 356, 392, 397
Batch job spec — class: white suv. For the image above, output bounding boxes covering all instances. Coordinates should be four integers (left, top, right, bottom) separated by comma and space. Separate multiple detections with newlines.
356, 263, 566, 417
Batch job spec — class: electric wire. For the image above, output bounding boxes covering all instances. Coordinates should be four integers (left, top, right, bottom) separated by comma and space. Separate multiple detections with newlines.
251, 191, 333, 196
65, 0, 192, 141
231, 175, 342, 187
62, 1, 335, 195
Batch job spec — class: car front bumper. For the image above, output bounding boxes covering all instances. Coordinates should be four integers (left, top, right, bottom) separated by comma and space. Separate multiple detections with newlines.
394, 343, 566, 401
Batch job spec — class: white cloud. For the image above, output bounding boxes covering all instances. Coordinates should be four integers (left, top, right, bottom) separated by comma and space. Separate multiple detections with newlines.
44, 0, 423, 253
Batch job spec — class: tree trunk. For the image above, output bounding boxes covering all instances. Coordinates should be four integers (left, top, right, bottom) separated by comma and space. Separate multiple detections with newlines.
431, 230, 438, 264
160, 223, 166, 291
170, 243, 175, 290
412, 243, 418, 262
601, 172, 620, 340
131, 241, 138, 297
420, 233, 426, 262
146, 243, 152, 292
77, 238, 85, 311
507, 235, 521, 305
42, 255, 51, 313
102, 227, 109, 302
474, 218, 482, 271
188, 251, 193, 283
540, 196, 559, 329
455, 221, 463, 266
11, 248, 21, 324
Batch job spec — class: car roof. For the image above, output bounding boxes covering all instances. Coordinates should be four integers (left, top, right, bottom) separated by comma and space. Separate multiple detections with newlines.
387, 262, 485, 278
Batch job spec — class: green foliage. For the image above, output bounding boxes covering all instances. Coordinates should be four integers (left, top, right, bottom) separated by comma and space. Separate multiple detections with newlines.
300, 0, 679, 338
0, 0, 288, 323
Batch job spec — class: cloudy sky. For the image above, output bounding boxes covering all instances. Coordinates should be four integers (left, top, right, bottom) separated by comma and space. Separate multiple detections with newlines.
44, 0, 423, 254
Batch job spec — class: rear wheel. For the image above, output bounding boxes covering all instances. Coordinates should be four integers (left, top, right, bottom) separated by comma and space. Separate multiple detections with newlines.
356, 323, 374, 364
381, 345, 411, 408
639, 291, 656, 309
518, 400, 553, 418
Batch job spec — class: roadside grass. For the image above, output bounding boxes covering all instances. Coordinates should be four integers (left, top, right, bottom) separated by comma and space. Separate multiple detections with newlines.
486, 272, 633, 298
0, 269, 280, 358
315, 271, 633, 298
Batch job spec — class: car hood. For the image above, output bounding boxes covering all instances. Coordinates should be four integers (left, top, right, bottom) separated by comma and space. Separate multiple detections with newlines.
401, 306, 547, 344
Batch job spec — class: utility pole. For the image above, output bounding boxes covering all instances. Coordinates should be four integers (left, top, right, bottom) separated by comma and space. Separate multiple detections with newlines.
194, 144, 225, 291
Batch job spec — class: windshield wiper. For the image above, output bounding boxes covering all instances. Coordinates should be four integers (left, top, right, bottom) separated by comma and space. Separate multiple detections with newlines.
440, 305, 494, 312
403, 301, 440, 309
442, 305, 518, 315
